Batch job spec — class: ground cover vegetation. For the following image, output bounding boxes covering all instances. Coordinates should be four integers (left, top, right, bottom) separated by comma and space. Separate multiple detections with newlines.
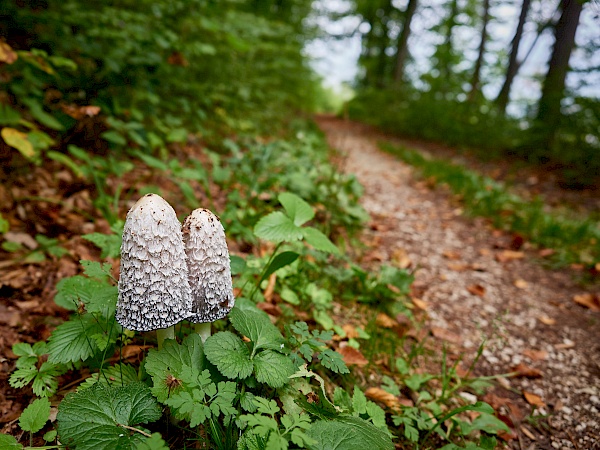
342, 0, 599, 188
0, 0, 563, 449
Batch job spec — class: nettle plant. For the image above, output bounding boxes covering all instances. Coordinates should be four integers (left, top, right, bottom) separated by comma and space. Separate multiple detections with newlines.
4, 193, 394, 450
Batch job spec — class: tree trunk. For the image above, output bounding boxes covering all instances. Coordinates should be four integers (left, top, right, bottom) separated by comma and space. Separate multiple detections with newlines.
468, 0, 491, 101
393, 0, 419, 83
437, 0, 458, 93
536, 0, 583, 130
495, 0, 531, 113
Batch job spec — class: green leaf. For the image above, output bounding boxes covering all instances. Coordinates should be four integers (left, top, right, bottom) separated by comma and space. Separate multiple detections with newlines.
318, 349, 349, 374
0, 213, 9, 234
54, 275, 117, 315
0, 104, 21, 125
79, 364, 139, 390
230, 255, 247, 275
101, 130, 127, 146
0, 433, 22, 449
19, 397, 50, 433
253, 351, 295, 388
254, 212, 303, 243
457, 412, 510, 436
302, 227, 339, 254
43, 430, 57, 442
306, 416, 393, 450
83, 232, 122, 259
22, 100, 64, 130
204, 331, 253, 380
262, 251, 299, 282
352, 386, 367, 415
145, 334, 205, 403
228, 307, 285, 352
278, 192, 314, 226
57, 382, 161, 450
80, 260, 113, 282
135, 433, 169, 450
134, 152, 169, 171
47, 315, 107, 364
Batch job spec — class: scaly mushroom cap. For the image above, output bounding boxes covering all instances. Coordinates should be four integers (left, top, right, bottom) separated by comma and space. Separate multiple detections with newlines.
183, 208, 235, 323
116, 193, 192, 331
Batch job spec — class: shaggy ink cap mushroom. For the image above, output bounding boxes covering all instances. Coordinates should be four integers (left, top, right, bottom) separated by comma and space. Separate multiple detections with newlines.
182, 208, 235, 324
116, 193, 192, 332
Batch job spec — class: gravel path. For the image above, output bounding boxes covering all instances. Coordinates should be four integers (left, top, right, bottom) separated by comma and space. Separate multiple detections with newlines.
317, 116, 600, 450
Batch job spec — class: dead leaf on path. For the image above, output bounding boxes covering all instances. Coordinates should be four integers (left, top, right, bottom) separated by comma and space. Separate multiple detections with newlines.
520, 425, 536, 440
257, 302, 282, 317
448, 262, 471, 272
554, 340, 576, 350
365, 387, 400, 410
4, 231, 38, 249
539, 248, 555, 257
61, 104, 101, 119
573, 293, 600, 311
121, 345, 152, 359
376, 313, 396, 329
338, 346, 368, 366
467, 284, 486, 297
496, 250, 525, 263
391, 248, 411, 269
479, 248, 491, 256
363, 249, 386, 262
522, 349, 548, 361
442, 250, 461, 260
342, 324, 359, 339
430, 327, 461, 344
0, 42, 18, 64
523, 391, 545, 408
511, 363, 542, 379
537, 315, 556, 325
411, 298, 429, 311
513, 279, 528, 289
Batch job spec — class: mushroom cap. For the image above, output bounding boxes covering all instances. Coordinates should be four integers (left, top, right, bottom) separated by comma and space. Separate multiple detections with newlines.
183, 208, 235, 323
116, 193, 192, 331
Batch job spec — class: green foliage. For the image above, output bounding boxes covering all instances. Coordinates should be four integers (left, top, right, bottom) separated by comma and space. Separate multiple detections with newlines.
19, 397, 51, 434
9, 342, 67, 397
306, 416, 394, 450
0, 433, 22, 449
287, 322, 349, 375
57, 382, 162, 450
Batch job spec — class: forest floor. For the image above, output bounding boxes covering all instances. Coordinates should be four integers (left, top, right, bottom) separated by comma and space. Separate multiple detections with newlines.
316, 115, 600, 450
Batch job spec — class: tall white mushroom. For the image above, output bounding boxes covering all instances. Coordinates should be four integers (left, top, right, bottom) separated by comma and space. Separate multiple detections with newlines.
182, 208, 235, 342
116, 193, 192, 349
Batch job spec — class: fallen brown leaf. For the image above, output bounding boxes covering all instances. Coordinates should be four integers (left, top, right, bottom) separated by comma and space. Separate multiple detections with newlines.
430, 327, 461, 344
511, 363, 542, 379
523, 391, 545, 407
539, 248, 555, 257
338, 346, 368, 366
411, 298, 429, 311
375, 313, 396, 329
442, 250, 461, 260
467, 284, 486, 297
342, 324, 359, 339
447, 262, 471, 272
0, 42, 18, 64
256, 302, 282, 317
121, 345, 152, 359
495, 250, 525, 263
263, 273, 277, 302
537, 315, 556, 325
513, 279, 528, 289
520, 425, 536, 440
573, 293, 600, 311
391, 248, 412, 269
365, 387, 400, 410
522, 349, 548, 361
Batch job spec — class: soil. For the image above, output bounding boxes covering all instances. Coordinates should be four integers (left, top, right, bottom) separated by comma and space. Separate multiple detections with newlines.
316, 115, 600, 449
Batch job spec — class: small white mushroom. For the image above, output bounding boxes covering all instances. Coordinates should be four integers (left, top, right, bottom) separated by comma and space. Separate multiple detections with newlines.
182, 208, 235, 342
116, 193, 192, 348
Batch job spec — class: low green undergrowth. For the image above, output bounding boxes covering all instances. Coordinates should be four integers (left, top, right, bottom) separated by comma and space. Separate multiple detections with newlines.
381, 142, 600, 267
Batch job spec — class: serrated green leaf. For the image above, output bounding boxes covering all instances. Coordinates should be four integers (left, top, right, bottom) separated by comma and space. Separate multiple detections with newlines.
83, 232, 122, 259
57, 382, 161, 450
302, 227, 340, 254
80, 260, 113, 282
54, 275, 117, 316
306, 416, 393, 450
228, 307, 285, 353
253, 351, 295, 388
19, 397, 50, 433
47, 315, 107, 364
318, 349, 349, 374
278, 192, 314, 226
135, 432, 169, 450
145, 334, 205, 403
43, 430, 57, 442
457, 412, 510, 436
352, 386, 367, 415
0, 433, 22, 449
254, 212, 303, 243
79, 364, 139, 390
204, 331, 253, 380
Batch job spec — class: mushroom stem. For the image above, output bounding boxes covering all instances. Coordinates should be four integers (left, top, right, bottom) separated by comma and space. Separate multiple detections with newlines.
156, 327, 175, 350
194, 323, 212, 343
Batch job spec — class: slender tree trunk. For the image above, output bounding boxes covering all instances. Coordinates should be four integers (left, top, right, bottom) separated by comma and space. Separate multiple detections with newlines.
438, 0, 459, 93
536, 0, 583, 131
468, 0, 491, 101
393, 0, 419, 83
495, 0, 531, 113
